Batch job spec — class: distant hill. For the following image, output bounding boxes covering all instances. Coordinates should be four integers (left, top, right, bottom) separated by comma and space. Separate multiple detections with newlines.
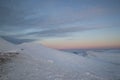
1, 36, 34, 44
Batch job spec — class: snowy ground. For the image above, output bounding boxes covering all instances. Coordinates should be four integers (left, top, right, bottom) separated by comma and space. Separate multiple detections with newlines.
0, 38, 120, 80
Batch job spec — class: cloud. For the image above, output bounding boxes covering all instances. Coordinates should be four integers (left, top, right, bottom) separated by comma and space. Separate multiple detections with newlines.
16, 24, 109, 39
0, 0, 105, 28
1, 36, 35, 44
0, 0, 120, 41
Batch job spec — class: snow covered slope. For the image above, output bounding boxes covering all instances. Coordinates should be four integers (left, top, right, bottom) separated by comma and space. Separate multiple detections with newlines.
0, 37, 17, 51
0, 38, 120, 80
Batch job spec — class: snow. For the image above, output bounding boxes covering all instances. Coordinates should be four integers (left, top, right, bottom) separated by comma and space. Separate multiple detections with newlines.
0, 38, 17, 51
0, 38, 120, 80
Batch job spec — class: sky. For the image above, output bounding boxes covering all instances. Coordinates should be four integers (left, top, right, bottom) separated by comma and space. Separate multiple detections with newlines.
0, 0, 120, 49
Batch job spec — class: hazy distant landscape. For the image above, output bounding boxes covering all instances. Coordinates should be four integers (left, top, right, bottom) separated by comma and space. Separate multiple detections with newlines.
61, 49, 120, 65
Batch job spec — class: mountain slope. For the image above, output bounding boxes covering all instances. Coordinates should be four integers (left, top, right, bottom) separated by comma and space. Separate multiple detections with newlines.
0, 37, 17, 51
0, 38, 120, 80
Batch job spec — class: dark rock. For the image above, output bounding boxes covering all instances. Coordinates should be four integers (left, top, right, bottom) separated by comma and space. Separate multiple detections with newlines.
0, 51, 19, 63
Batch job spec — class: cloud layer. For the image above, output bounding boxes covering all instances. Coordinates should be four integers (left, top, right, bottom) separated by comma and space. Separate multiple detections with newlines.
0, 0, 120, 43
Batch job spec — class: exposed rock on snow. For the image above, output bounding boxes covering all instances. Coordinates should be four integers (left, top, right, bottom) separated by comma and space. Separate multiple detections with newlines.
0, 51, 19, 63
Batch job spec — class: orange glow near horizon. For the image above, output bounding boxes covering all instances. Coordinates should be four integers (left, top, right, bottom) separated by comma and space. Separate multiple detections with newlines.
40, 27, 120, 50
40, 39, 120, 49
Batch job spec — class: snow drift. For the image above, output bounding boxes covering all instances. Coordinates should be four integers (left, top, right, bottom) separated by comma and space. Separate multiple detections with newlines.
0, 38, 120, 80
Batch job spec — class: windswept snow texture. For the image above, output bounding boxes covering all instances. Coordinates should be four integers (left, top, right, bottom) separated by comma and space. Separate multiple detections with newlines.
0, 38, 120, 80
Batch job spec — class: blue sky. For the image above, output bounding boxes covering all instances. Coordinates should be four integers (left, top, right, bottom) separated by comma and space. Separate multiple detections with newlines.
0, 0, 120, 49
